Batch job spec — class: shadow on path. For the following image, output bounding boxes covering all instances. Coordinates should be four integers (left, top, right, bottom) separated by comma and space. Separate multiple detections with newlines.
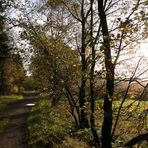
0, 92, 38, 148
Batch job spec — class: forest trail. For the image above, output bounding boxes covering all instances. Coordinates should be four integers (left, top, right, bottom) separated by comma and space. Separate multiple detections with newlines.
0, 92, 37, 148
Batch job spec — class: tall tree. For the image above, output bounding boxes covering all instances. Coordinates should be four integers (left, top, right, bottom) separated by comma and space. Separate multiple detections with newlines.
89, 0, 100, 146
97, 0, 114, 147
0, 1, 11, 95
0, 1, 25, 95
78, 0, 90, 128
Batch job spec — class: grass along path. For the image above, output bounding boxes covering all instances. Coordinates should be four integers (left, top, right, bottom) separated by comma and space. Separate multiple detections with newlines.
0, 95, 23, 112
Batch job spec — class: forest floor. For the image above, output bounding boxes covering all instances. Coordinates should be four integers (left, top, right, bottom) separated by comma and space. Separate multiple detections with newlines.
0, 93, 37, 148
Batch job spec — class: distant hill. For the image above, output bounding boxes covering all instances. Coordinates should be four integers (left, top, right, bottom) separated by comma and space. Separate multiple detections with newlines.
115, 80, 148, 101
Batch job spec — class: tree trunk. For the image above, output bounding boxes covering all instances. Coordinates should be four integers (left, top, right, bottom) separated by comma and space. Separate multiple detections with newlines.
97, 0, 114, 147
125, 133, 148, 147
0, 59, 7, 96
79, 79, 89, 128
79, 0, 89, 128
0, 70, 5, 95
90, 0, 100, 147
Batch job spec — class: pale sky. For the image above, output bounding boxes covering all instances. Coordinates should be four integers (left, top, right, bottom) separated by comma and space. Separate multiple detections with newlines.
138, 41, 148, 58
115, 39, 148, 80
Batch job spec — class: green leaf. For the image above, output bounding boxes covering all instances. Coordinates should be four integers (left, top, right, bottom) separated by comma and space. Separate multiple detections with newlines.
100, 45, 105, 51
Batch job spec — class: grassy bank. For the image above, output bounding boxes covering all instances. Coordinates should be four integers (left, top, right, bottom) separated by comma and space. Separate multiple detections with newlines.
27, 94, 148, 147
27, 94, 90, 148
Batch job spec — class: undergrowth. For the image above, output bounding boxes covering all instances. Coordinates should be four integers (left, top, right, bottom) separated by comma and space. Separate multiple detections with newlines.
27, 94, 148, 148
0, 117, 10, 132
27, 94, 90, 148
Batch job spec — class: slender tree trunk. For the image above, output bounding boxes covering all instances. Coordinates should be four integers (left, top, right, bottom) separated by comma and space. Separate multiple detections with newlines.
0, 59, 7, 96
97, 0, 114, 147
89, 0, 100, 147
0, 59, 3, 95
0, 70, 4, 95
79, 0, 89, 128
64, 86, 80, 127
63, 91, 79, 128
79, 79, 89, 128
90, 74, 100, 147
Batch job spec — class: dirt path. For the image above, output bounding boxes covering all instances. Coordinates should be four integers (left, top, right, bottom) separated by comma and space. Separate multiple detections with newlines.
0, 93, 37, 148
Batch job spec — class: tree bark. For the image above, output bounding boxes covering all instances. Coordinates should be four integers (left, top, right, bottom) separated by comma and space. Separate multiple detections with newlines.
79, 0, 89, 128
125, 133, 148, 147
90, 0, 100, 147
97, 0, 114, 147
0, 58, 8, 96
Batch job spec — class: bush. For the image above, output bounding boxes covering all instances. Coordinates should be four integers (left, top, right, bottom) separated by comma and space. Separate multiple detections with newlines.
22, 76, 39, 91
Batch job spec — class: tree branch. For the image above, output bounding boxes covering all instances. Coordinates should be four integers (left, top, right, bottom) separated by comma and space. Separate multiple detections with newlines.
125, 133, 148, 147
